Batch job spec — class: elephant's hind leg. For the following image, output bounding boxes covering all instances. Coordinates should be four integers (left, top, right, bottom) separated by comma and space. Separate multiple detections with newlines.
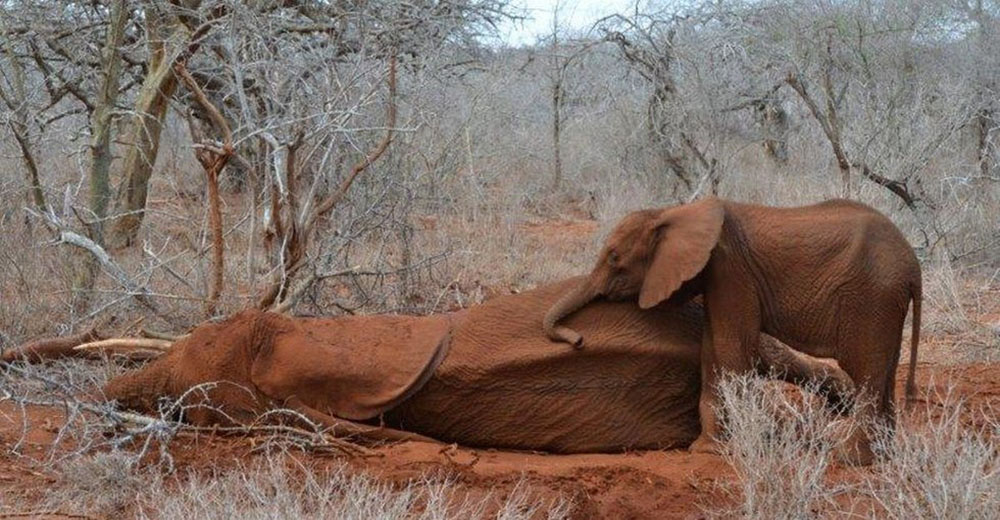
834, 320, 904, 465
756, 334, 856, 413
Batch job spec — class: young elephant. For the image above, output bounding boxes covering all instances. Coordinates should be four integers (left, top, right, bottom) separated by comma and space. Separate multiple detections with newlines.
543, 197, 921, 464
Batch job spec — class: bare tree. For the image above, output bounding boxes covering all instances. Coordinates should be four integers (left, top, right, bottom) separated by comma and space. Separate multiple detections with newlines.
598, 8, 724, 197
174, 60, 233, 316
110, 0, 216, 248
0, 37, 47, 213
712, 0, 980, 246
0, 1, 138, 312
89, 0, 129, 243
959, 0, 1000, 179
549, 3, 567, 191
66, 0, 132, 313
540, 2, 599, 191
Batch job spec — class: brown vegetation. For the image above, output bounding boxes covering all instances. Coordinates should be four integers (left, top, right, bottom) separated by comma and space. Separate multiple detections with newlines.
2, 0, 1000, 517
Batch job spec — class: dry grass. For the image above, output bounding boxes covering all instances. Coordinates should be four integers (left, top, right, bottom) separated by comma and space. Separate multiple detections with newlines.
2, 9, 999, 516
144, 461, 570, 520
708, 373, 856, 519
920, 263, 1000, 363
0, 359, 573, 520
28, 451, 571, 520
707, 373, 1000, 519
858, 387, 1000, 519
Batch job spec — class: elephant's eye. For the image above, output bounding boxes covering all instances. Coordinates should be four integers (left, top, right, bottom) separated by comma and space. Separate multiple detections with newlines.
608, 251, 619, 266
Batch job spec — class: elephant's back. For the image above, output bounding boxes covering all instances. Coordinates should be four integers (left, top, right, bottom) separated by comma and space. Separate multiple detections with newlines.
384, 279, 704, 453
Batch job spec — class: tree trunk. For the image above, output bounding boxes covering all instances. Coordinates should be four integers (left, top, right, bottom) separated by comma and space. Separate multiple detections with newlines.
258, 56, 397, 311
552, 77, 563, 191
72, 0, 128, 313
203, 157, 225, 316
109, 14, 188, 248
89, 0, 127, 242
11, 127, 46, 212
976, 108, 995, 178
175, 60, 234, 317
0, 44, 47, 213
647, 86, 694, 194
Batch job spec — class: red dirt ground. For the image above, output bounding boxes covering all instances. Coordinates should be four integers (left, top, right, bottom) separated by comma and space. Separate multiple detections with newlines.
2, 362, 999, 519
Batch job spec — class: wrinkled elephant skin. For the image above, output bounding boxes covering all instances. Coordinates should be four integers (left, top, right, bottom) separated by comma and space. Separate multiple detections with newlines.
105, 277, 851, 453
544, 198, 921, 463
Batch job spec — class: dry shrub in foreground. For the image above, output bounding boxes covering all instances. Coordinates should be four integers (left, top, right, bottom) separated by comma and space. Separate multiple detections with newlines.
2, 362, 570, 520
921, 263, 1000, 363
859, 387, 1000, 519
11, 440, 573, 520
131, 457, 570, 520
709, 373, 1000, 519
708, 373, 854, 519
44, 451, 148, 516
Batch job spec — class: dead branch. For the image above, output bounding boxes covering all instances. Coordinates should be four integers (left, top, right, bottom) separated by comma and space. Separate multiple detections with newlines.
258, 54, 398, 311
174, 63, 233, 149
272, 266, 360, 314
30, 209, 160, 312
141, 328, 186, 342
60, 230, 157, 306
785, 73, 918, 209
304, 55, 398, 233
174, 61, 234, 317
9, 125, 47, 212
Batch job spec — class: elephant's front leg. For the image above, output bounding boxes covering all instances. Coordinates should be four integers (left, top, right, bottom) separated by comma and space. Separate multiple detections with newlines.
690, 295, 761, 455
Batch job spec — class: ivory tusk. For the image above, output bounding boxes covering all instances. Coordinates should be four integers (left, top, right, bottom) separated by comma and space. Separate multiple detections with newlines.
73, 338, 174, 352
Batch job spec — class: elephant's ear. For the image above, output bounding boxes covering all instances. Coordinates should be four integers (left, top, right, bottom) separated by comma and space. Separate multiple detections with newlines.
638, 197, 724, 309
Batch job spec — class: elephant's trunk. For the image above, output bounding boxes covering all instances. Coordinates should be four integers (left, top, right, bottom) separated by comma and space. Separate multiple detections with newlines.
543, 281, 597, 349
102, 355, 174, 412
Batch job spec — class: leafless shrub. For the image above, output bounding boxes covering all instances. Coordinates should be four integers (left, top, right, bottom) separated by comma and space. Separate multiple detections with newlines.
707, 372, 855, 519
0, 358, 180, 469
856, 384, 1000, 519
2, 356, 570, 518
708, 373, 1000, 519
44, 451, 149, 516
921, 262, 1000, 362
137, 458, 568, 520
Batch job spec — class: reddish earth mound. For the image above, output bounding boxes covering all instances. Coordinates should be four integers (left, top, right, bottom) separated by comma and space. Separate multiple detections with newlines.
2, 362, 998, 519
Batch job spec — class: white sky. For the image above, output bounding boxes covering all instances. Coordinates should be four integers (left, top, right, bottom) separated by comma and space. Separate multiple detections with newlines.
499, 0, 639, 45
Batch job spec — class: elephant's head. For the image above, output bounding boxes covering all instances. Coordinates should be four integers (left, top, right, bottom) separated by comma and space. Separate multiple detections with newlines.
543, 197, 724, 347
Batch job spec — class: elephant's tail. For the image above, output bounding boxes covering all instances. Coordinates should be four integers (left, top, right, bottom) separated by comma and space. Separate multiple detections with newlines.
905, 278, 922, 408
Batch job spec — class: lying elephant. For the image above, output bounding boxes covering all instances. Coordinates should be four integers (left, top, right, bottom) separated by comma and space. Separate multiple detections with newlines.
105, 277, 853, 453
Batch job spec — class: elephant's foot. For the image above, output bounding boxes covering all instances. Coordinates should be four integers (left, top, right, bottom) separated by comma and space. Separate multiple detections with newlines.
689, 434, 723, 455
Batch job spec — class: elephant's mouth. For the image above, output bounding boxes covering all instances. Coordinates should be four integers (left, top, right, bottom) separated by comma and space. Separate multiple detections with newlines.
600, 291, 627, 302
601, 286, 631, 302
599, 273, 635, 302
